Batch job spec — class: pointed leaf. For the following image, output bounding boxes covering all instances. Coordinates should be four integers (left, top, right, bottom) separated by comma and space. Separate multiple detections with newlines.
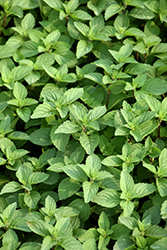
83, 181, 99, 203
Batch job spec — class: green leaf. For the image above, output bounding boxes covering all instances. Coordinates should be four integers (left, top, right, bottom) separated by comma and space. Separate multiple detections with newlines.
119, 216, 138, 230
42, 195, 57, 215
30, 128, 52, 146
54, 217, 72, 237
86, 154, 101, 176
156, 178, 167, 197
98, 211, 110, 231
130, 120, 158, 142
12, 66, 32, 81
51, 128, 69, 152
8, 5, 23, 18
141, 78, 167, 95
63, 165, 87, 182
13, 82, 27, 100
35, 53, 55, 70
151, 237, 167, 250
145, 225, 167, 238
93, 189, 120, 208
76, 40, 93, 59
151, 43, 167, 54
31, 103, 55, 119
79, 133, 99, 155
158, 148, 167, 176
25, 71, 41, 85
88, 106, 106, 121
28, 172, 49, 184
130, 7, 155, 20
102, 156, 123, 166
145, 94, 162, 112
114, 14, 129, 33
66, 0, 79, 12
84, 72, 103, 84
161, 200, 167, 219
27, 220, 50, 237
41, 236, 55, 250
21, 13, 35, 31
58, 177, 81, 200
16, 164, 33, 184
54, 121, 80, 134
0, 181, 22, 195
16, 107, 31, 122
71, 10, 92, 20
83, 239, 96, 250
90, 14, 104, 35
120, 171, 135, 200
62, 88, 84, 105
43, 0, 64, 11
60, 236, 83, 250
45, 30, 61, 45
2, 202, 17, 222
113, 236, 135, 249
134, 183, 156, 198
8, 131, 29, 140
0, 45, 15, 59
98, 235, 110, 250
87, 0, 106, 16
125, 63, 146, 75
2, 229, 18, 246
20, 41, 38, 57
105, 4, 122, 20
24, 191, 41, 209
83, 181, 99, 203
74, 22, 90, 37
69, 198, 90, 223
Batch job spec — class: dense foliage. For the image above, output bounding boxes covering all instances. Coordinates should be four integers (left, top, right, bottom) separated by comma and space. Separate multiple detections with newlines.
1, 0, 167, 249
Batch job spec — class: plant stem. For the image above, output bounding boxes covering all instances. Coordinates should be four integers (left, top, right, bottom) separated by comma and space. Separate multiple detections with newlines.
158, 120, 162, 138
0, 12, 7, 36
106, 90, 110, 109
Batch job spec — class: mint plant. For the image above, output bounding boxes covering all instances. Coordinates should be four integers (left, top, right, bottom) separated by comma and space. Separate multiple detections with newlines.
1, 0, 167, 249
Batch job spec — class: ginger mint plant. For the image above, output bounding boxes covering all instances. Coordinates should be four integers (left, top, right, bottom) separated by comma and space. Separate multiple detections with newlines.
1, 0, 167, 249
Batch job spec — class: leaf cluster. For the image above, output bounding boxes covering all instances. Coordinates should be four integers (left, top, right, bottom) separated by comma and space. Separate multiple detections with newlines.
1, 0, 167, 249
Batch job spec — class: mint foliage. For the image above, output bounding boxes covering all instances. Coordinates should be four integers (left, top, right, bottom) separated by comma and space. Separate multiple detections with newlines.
1, 0, 167, 249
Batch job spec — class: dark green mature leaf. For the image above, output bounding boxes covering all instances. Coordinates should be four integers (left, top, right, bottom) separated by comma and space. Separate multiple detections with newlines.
30, 128, 52, 146
151, 237, 167, 250
141, 78, 167, 95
